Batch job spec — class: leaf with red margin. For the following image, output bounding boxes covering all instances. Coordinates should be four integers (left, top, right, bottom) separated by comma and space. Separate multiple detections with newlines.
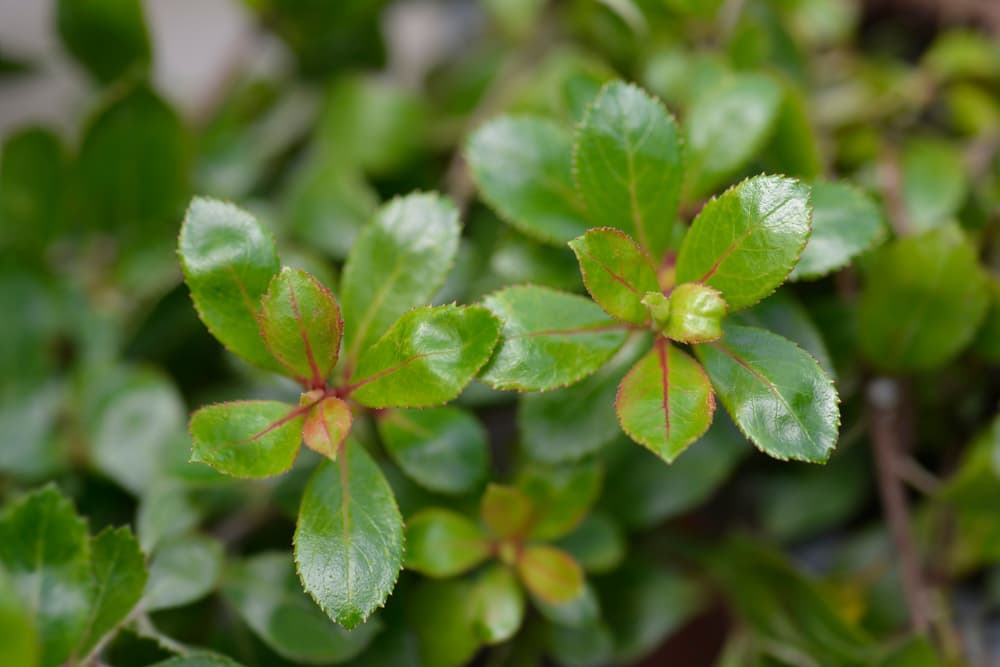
569, 228, 659, 325
517, 545, 584, 605
190, 400, 306, 478
302, 397, 352, 460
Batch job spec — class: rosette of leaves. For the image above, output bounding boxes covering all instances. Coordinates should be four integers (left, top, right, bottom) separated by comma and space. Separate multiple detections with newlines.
178, 192, 501, 629
466, 80, 885, 464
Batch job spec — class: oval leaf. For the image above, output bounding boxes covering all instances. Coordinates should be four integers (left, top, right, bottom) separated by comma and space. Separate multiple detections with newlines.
144, 534, 223, 612
349, 305, 501, 409
517, 545, 584, 605
569, 227, 659, 325
405, 509, 490, 578
472, 565, 525, 645
616, 339, 715, 463
481, 484, 535, 540
694, 324, 839, 462
56, 0, 150, 83
294, 442, 404, 630
481, 285, 629, 391
675, 175, 811, 310
302, 396, 352, 460
573, 81, 684, 259
189, 401, 305, 478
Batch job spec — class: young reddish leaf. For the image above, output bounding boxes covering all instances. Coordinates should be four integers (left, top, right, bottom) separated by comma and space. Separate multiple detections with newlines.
294, 441, 404, 630
348, 305, 501, 408
179, 198, 283, 373
405, 509, 490, 578
481, 484, 535, 540
259, 267, 343, 388
189, 401, 305, 478
480, 285, 630, 392
472, 565, 525, 645
517, 545, 584, 605
695, 324, 839, 463
568, 228, 659, 325
573, 81, 685, 259
302, 397, 352, 460
616, 339, 715, 463
674, 176, 811, 311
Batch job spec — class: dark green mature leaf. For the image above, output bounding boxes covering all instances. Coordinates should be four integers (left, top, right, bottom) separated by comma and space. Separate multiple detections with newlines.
466, 116, 588, 245
472, 565, 525, 644
0, 566, 38, 667
901, 137, 967, 231
56, 0, 150, 83
481, 286, 629, 391
75, 527, 146, 658
144, 534, 223, 611
295, 442, 404, 629
517, 546, 584, 605
685, 74, 782, 197
573, 82, 684, 258
790, 181, 886, 280
407, 579, 481, 667
0, 486, 92, 667
376, 407, 489, 495
222, 552, 379, 664
302, 397, 352, 460
259, 267, 342, 387
0, 127, 66, 252
675, 175, 811, 310
696, 324, 839, 462
405, 509, 490, 578
350, 305, 500, 408
736, 291, 835, 377
481, 484, 536, 539
340, 193, 460, 365
189, 401, 305, 478
859, 225, 989, 371
569, 228, 659, 325
616, 339, 715, 462
518, 460, 603, 540
179, 198, 281, 372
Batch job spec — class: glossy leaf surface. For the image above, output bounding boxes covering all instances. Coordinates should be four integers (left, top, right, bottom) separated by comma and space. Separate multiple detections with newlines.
302, 397, 352, 460
189, 401, 305, 478
569, 228, 658, 325
472, 565, 525, 645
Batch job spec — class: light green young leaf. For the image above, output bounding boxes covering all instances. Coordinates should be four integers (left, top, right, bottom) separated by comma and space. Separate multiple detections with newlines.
179, 198, 282, 372
302, 396, 352, 460
56, 0, 150, 83
481, 285, 629, 391
675, 175, 811, 310
901, 137, 967, 231
259, 267, 342, 388
0, 566, 38, 667
573, 82, 684, 258
790, 181, 887, 280
685, 73, 782, 197
295, 442, 404, 630
0, 486, 92, 667
517, 460, 603, 541
74, 527, 146, 659
695, 324, 839, 462
517, 546, 584, 605
616, 339, 715, 463
189, 401, 305, 478
858, 225, 988, 371
349, 305, 500, 408
376, 407, 489, 495
568, 228, 659, 325
481, 484, 535, 539
405, 509, 490, 578
340, 193, 460, 366
222, 552, 380, 664
466, 115, 588, 245
472, 565, 525, 645
144, 534, 223, 611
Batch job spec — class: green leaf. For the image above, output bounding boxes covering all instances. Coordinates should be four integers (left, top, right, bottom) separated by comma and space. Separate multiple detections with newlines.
75, 527, 146, 658
657, 283, 728, 343
675, 175, 811, 310
735, 290, 835, 378
616, 339, 715, 463
294, 442, 404, 630
0, 566, 38, 667
472, 565, 525, 644
790, 181, 887, 280
179, 198, 281, 372
481, 286, 629, 391
695, 324, 839, 462
0, 128, 67, 253
556, 513, 626, 574
56, 0, 150, 83
302, 396, 352, 461
517, 460, 603, 540
144, 534, 223, 611
535, 582, 600, 628
150, 656, 244, 667
349, 305, 500, 408
259, 267, 342, 387
685, 74, 782, 197
481, 484, 535, 539
858, 225, 989, 371
517, 546, 584, 605
0, 486, 92, 667
466, 115, 588, 245
189, 401, 305, 478
376, 407, 489, 495
901, 137, 967, 231
573, 82, 684, 258
340, 193, 460, 366
222, 552, 379, 664
568, 228, 659, 325
407, 579, 481, 667
404, 509, 490, 578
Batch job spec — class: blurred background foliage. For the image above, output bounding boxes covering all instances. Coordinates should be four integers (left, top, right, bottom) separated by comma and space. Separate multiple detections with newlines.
0, 0, 998, 665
